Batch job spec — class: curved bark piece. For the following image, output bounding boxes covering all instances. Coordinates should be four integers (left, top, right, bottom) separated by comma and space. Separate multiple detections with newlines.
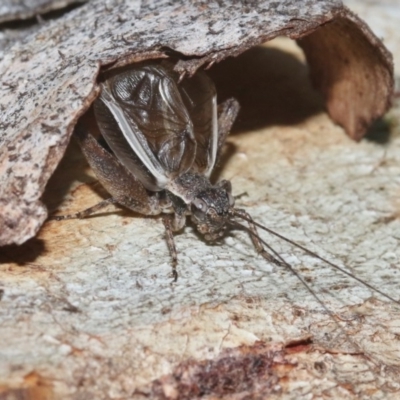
298, 7, 394, 141
0, 0, 393, 245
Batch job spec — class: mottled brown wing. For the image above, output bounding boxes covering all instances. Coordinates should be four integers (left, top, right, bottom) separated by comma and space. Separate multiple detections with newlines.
178, 70, 217, 176
94, 64, 197, 191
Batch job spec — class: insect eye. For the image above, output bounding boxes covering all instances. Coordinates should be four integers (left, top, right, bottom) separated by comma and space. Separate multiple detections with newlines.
193, 198, 207, 212
228, 192, 235, 207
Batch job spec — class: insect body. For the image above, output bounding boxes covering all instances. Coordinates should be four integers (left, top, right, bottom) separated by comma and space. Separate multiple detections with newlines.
93, 63, 237, 243
54, 62, 399, 309
57, 62, 266, 280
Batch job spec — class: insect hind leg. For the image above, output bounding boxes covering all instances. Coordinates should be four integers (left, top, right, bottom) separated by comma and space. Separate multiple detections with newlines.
50, 198, 118, 221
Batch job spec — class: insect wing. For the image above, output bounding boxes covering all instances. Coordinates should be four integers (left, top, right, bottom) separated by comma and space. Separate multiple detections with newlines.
94, 65, 197, 191
179, 71, 218, 177
94, 93, 164, 190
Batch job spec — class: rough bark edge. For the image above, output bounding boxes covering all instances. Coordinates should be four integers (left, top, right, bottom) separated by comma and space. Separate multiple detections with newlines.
0, 0, 86, 23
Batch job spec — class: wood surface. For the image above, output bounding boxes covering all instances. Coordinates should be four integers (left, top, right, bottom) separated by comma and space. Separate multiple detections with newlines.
0, 1, 399, 399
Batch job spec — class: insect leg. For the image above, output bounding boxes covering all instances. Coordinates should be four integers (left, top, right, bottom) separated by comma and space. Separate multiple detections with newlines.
51, 198, 118, 220
162, 215, 179, 281
217, 98, 240, 153
233, 208, 283, 267
161, 210, 187, 281
52, 126, 162, 220
75, 126, 161, 215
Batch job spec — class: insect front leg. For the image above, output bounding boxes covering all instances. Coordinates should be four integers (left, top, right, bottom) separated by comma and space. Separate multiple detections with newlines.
234, 209, 284, 267
162, 212, 187, 281
52, 126, 162, 219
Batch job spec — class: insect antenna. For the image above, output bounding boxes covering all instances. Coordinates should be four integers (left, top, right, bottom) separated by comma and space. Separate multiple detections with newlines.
232, 210, 400, 306
228, 217, 387, 363
228, 218, 344, 315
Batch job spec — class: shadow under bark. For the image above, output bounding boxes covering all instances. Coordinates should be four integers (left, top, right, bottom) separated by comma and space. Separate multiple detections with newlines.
208, 44, 325, 134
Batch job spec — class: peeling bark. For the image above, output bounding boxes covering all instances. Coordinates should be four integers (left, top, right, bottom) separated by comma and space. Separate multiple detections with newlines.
0, 0, 394, 246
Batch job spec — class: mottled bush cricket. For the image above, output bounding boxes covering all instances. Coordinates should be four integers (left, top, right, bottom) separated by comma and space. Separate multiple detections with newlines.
53, 61, 399, 313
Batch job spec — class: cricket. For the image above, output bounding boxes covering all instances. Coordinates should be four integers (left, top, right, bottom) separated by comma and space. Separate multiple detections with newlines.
52, 61, 399, 314
1, 0, 399, 396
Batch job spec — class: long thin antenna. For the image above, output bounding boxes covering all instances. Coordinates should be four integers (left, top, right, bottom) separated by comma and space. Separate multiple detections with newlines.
230, 220, 341, 313
233, 211, 400, 306
230, 219, 367, 356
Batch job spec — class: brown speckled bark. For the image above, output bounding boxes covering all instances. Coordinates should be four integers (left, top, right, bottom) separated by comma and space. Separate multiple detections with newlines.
0, 1, 393, 248
0, 0, 86, 23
